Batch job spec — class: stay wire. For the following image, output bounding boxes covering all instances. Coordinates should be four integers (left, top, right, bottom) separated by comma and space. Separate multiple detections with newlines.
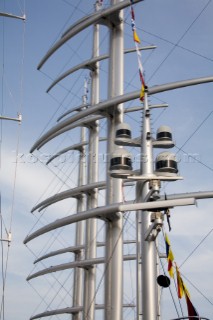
41, 0, 85, 54
28, 282, 66, 320
26, 155, 81, 255
174, 111, 213, 171
26, 231, 80, 319
173, 230, 213, 313
147, 0, 212, 82
162, 110, 213, 193
26, 245, 73, 299
175, 145, 213, 173
179, 229, 213, 269
29, 152, 78, 207
137, 27, 213, 64
182, 273, 213, 307
177, 111, 212, 152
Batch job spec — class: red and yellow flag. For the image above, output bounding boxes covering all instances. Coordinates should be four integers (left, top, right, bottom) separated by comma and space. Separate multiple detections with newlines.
175, 265, 189, 299
165, 233, 174, 278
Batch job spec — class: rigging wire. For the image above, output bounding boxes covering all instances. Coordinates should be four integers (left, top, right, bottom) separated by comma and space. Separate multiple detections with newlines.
27, 281, 66, 320
161, 110, 213, 194
27, 220, 109, 316
29, 152, 78, 203
182, 273, 213, 307
130, 24, 213, 66
147, 0, 212, 82
179, 229, 213, 306
174, 110, 213, 172
139, 27, 213, 65
26, 245, 73, 313
179, 228, 213, 269
62, 0, 90, 16
177, 111, 213, 153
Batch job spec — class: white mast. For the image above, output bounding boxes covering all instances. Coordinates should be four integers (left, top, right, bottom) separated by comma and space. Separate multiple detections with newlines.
105, 1, 124, 319
83, 2, 100, 318
138, 90, 158, 319
72, 125, 86, 320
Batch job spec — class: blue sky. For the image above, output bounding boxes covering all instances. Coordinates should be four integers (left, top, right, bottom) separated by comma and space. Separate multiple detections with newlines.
0, 0, 213, 319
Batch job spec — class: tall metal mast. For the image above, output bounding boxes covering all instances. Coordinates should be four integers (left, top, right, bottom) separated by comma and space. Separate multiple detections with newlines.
73, 124, 86, 320
105, 1, 124, 319
83, 2, 100, 319
138, 90, 158, 319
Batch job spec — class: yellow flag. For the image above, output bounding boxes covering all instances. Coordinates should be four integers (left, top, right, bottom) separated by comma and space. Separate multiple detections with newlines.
176, 265, 190, 299
165, 233, 174, 277
133, 30, 140, 43
140, 83, 145, 101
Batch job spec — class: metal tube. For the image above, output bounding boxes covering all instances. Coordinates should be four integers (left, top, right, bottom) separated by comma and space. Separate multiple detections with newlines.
138, 91, 158, 320
136, 182, 142, 320
83, 8, 100, 319
105, 2, 124, 320
73, 127, 86, 320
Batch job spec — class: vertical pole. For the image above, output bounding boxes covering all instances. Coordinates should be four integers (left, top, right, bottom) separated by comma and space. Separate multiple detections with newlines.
136, 183, 142, 320
137, 91, 158, 320
73, 127, 86, 320
156, 239, 161, 320
105, 1, 124, 320
83, 2, 100, 319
